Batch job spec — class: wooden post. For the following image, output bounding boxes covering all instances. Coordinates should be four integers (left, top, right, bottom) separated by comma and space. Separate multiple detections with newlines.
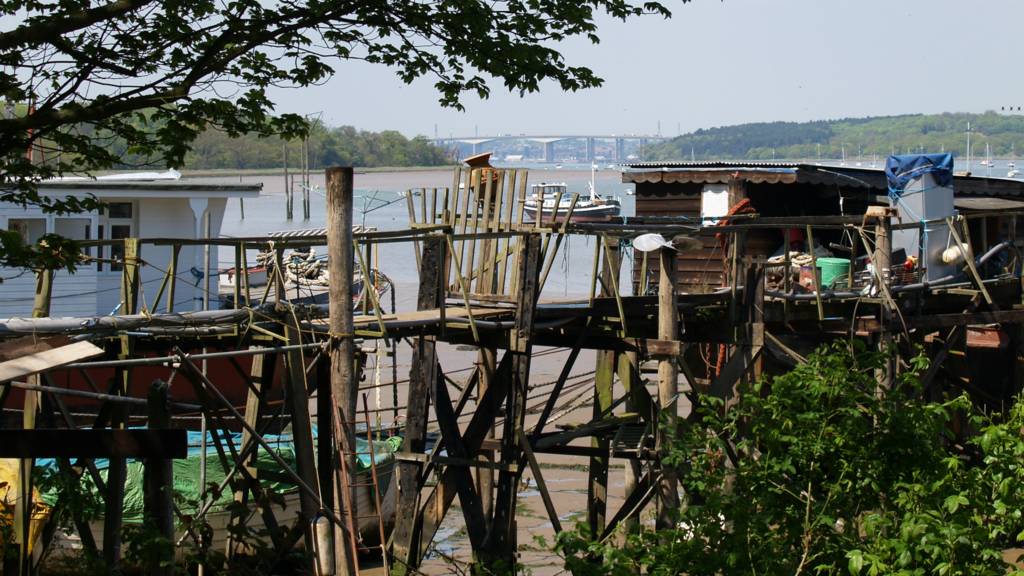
326, 166, 357, 576
476, 348, 497, 522
104, 242, 139, 571
284, 142, 292, 220
144, 379, 174, 576
226, 349, 273, 558
391, 237, 444, 575
284, 321, 322, 558
14, 379, 37, 575
482, 233, 541, 569
618, 351, 642, 536
875, 213, 894, 389
122, 238, 140, 315
166, 244, 180, 313
588, 238, 619, 537
656, 246, 680, 529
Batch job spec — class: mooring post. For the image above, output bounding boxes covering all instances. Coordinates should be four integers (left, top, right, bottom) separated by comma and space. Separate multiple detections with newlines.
326, 166, 356, 576
656, 245, 680, 528
144, 379, 174, 576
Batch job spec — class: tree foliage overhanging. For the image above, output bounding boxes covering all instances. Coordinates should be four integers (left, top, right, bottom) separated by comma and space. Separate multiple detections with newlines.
0, 0, 678, 269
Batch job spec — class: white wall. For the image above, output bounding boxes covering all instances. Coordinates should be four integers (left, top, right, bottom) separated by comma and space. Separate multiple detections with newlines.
0, 206, 100, 318
2, 194, 235, 318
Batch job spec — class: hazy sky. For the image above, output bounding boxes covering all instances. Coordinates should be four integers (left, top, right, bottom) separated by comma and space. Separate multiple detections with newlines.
270, 0, 1024, 138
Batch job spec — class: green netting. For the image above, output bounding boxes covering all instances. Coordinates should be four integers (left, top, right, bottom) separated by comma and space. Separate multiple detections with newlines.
40, 434, 402, 524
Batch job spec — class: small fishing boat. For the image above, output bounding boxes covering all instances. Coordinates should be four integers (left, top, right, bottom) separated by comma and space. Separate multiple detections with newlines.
523, 165, 620, 222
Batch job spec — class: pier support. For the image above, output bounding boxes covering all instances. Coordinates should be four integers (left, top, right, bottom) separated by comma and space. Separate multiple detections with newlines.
391, 237, 444, 575
655, 245, 679, 528
326, 166, 357, 576
588, 238, 620, 536
543, 141, 555, 163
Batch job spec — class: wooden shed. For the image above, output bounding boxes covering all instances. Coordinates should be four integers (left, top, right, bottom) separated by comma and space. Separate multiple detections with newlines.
623, 161, 1024, 293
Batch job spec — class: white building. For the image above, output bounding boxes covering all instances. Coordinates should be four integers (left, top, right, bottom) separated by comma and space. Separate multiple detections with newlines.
0, 174, 260, 318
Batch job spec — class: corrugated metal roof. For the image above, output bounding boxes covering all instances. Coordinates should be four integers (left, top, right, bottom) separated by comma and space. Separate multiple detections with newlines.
623, 161, 1024, 196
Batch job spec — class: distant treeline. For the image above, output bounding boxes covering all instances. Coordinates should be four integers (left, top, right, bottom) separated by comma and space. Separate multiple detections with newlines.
645, 112, 1024, 161
180, 123, 451, 169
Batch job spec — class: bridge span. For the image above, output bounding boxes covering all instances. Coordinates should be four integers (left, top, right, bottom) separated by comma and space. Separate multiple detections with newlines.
434, 133, 667, 163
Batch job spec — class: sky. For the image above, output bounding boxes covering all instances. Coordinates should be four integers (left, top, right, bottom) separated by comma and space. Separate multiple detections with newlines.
270, 0, 1024, 138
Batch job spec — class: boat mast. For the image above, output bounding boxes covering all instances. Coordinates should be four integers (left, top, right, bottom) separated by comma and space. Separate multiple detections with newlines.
590, 162, 597, 202
966, 121, 972, 173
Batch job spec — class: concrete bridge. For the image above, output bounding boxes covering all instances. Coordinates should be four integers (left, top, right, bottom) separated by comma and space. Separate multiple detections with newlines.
435, 134, 668, 163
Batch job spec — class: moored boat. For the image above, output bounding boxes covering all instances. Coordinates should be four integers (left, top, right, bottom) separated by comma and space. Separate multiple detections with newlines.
523, 182, 621, 222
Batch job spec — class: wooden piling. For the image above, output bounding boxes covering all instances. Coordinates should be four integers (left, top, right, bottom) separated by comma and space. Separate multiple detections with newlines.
392, 237, 445, 575
326, 166, 357, 576
656, 246, 680, 529
482, 233, 541, 569
144, 379, 173, 576
874, 213, 894, 389
588, 237, 619, 537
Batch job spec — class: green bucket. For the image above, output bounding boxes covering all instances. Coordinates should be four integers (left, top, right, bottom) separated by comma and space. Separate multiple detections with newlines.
816, 257, 850, 288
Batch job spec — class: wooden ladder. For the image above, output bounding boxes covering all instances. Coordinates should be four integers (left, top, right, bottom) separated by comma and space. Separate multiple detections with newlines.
338, 393, 390, 575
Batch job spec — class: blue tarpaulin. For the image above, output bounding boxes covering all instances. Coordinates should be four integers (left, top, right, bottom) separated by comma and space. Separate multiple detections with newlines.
885, 153, 954, 196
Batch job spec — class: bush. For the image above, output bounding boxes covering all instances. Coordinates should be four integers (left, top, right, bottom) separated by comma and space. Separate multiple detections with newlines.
556, 342, 1024, 575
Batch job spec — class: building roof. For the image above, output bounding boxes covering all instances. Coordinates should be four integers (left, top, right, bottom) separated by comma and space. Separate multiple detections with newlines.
34, 179, 263, 199
622, 161, 1024, 197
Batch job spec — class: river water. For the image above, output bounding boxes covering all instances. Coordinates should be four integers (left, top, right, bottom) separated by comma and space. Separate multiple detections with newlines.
200, 166, 638, 309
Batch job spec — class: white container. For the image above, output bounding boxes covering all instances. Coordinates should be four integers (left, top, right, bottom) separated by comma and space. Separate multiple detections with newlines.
890, 172, 957, 282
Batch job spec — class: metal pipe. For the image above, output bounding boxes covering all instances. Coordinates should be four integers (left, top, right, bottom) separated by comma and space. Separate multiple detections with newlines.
65, 342, 325, 369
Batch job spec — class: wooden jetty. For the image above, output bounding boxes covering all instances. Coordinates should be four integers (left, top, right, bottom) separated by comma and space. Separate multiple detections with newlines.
2, 160, 1024, 575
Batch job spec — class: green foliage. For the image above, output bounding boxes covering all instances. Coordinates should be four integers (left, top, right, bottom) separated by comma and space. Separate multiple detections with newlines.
646, 111, 1024, 162
556, 342, 1024, 575
0, 0, 677, 269
178, 122, 451, 170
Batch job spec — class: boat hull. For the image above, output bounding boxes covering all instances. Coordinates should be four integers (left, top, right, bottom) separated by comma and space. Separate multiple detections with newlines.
523, 204, 620, 223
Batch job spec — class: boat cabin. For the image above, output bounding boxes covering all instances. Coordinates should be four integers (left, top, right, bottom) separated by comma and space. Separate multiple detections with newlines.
0, 173, 260, 318
531, 182, 568, 198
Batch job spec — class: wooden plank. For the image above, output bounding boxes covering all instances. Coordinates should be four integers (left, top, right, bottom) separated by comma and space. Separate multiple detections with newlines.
599, 470, 658, 542
283, 322, 321, 558
518, 431, 561, 534
0, 340, 104, 383
0, 429, 186, 458
430, 358, 488, 550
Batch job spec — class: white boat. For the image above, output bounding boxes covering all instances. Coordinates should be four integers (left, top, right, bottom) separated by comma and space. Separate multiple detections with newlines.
523, 165, 620, 222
